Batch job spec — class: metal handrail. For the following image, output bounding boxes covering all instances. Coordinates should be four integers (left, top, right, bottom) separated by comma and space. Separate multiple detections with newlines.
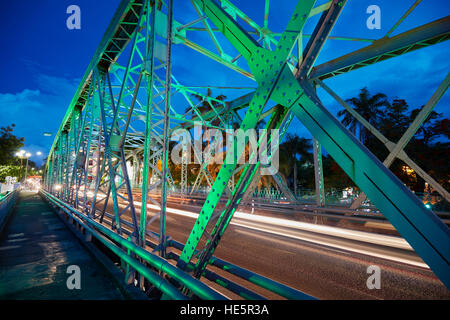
40, 189, 227, 300
0, 189, 19, 233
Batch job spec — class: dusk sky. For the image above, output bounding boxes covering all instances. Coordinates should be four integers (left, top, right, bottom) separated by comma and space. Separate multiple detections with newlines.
0, 0, 448, 167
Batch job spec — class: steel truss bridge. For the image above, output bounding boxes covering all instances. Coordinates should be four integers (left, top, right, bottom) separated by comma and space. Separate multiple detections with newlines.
6, 0, 450, 299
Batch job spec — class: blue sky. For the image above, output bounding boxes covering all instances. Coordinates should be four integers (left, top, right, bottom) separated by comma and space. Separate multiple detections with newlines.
0, 0, 449, 166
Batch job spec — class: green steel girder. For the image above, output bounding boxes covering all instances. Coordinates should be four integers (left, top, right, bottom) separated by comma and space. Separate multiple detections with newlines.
310, 15, 450, 80
297, 0, 346, 79
47, 0, 143, 168
312, 137, 325, 207
292, 82, 449, 287
175, 0, 450, 288
93, 69, 124, 233
192, 105, 291, 278
139, 0, 157, 246
177, 0, 317, 271
159, 0, 175, 257
41, 0, 450, 297
46, 1, 449, 172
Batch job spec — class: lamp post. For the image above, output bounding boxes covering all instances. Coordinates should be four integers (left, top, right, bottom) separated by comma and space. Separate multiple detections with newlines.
24, 152, 32, 181
15, 150, 26, 181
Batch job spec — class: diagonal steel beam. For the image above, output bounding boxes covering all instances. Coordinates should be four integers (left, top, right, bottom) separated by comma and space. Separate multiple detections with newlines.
140, 0, 157, 246
297, 0, 346, 79
316, 78, 450, 204
180, 0, 450, 288
384, 0, 422, 38
177, 0, 317, 271
349, 72, 450, 208
290, 81, 450, 287
191, 105, 290, 278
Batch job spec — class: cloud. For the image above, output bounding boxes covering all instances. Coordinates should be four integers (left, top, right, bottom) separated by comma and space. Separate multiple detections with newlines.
0, 89, 42, 117
33, 73, 80, 96
0, 72, 78, 165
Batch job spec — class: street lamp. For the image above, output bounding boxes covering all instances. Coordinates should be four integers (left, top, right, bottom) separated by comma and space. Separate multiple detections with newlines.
16, 150, 43, 182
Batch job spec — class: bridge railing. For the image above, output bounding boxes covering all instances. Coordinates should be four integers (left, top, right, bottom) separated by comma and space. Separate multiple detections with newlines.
0, 189, 19, 234
40, 188, 315, 300
40, 189, 227, 300
133, 185, 450, 213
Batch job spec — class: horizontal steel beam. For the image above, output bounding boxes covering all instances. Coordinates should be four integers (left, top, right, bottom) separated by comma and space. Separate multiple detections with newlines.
309, 16, 450, 80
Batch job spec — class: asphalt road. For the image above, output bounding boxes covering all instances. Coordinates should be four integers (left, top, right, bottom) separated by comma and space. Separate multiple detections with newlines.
93, 196, 449, 300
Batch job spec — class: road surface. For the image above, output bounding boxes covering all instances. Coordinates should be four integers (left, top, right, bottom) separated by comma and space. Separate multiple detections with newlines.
96, 196, 450, 300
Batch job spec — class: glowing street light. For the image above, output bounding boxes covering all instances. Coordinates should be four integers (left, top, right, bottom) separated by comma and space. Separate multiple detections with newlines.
16, 150, 43, 182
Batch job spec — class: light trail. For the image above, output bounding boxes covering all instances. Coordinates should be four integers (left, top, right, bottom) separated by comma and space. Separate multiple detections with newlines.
82, 192, 426, 268
126, 199, 428, 269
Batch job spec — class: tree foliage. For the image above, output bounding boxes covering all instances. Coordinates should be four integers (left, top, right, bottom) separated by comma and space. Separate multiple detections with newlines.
337, 88, 449, 193
277, 87, 448, 195
0, 124, 24, 165
0, 165, 21, 183
169, 88, 448, 199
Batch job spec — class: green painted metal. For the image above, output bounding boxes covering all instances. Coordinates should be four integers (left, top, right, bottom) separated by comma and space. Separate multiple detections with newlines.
313, 137, 325, 207
159, 0, 174, 258
290, 82, 449, 286
41, 190, 227, 300
46, 0, 141, 168
177, 0, 317, 270
41, 0, 450, 297
175, 0, 450, 288
139, 0, 157, 246
43, 191, 187, 300
192, 106, 291, 278
310, 16, 450, 80
169, 239, 315, 300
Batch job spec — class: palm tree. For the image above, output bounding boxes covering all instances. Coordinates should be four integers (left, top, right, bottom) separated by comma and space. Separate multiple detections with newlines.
280, 134, 312, 195
338, 87, 388, 144
409, 107, 442, 145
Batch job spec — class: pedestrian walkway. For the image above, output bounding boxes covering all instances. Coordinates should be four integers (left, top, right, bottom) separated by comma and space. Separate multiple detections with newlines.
0, 191, 124, 299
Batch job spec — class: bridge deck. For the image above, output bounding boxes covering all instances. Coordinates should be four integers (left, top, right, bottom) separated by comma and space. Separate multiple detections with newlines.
0, 191, 123, 299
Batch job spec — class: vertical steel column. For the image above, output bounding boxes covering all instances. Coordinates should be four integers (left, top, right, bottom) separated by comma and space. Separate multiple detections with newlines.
313, 136, 325, 226
78, 101, 97, 210
140, 0, 157, 247
69, 105, 89, 206
58, 132, 68, 199
181, 137, 188, 194
159, 0, 174, 257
